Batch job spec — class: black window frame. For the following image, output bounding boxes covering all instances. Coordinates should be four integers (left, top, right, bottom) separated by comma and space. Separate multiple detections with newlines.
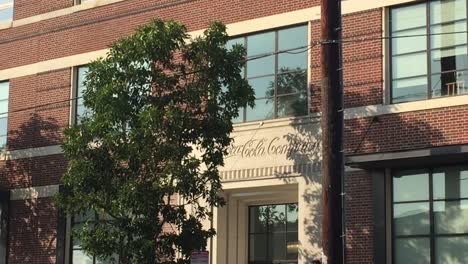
389, 0, 468, 104
230, 24, 310, 123
248, 202, 299, 264
391, 165, 468, 264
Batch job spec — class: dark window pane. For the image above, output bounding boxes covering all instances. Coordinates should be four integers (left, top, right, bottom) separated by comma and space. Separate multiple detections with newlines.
278, 53, 307, 71
431, 70, 468, 97
269, 232, 286, 261
286, 204, 298, 232
435, 236, 468, 264
392, 77, 428, 103
433, 167, 468, 200
276, 71, 307, 95
246, 98, 274, 122
431, 45, 468, 74
393, 202, 430, 236
248, 76, 275, 99
249, 234, 268, 262
246, 56, 275, 78
286, 232, 299, 260
277, 93, 308, 118
393, 171, 430, 202
247, 32, 275, 56
278, 26, 307, 51
269, 205, 286, 233
394, 238, 431, 264
430, 0, 467, 24
250, 206, 268, 233
434, 200, 468, 234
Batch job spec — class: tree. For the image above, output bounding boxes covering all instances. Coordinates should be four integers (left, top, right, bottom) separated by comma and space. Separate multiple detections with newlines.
56, 19, 254, 264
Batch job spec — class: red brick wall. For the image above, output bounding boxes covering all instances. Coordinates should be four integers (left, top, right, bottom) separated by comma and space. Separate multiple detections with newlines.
345, 170, 373, 264
345, 105, 468, 155
13, 0, 73, 20
0, 0, 317, 70
8, 198, 58, 264
8, 69, 70, 151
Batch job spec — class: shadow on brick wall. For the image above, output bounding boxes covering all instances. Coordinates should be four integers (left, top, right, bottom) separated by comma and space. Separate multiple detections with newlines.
3, 112, 62, 263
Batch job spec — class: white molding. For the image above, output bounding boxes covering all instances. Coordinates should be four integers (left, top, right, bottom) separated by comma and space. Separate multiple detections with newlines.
0, 145, 62, 160
10, 184, 60, 200
344, 95, 468, 119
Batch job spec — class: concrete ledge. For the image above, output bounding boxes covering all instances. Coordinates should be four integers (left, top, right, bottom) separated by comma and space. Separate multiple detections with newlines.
0, 145, 63, 161
10, 184, 60, 200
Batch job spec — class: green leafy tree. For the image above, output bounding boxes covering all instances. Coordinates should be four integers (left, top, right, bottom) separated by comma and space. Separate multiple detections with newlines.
56, 20, 254, 264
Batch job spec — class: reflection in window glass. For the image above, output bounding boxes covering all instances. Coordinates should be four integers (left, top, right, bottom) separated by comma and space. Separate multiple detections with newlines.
231, 25, 308, 123
0, 82, 9, 149
76, 66, 89, 122
0, 0, 13, 24
390, 0, 467, 103
249, 204, 298, 264
393, 166, 468, 264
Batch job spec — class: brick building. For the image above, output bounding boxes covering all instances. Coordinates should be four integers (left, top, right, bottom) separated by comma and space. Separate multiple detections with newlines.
0, 0, 467, 263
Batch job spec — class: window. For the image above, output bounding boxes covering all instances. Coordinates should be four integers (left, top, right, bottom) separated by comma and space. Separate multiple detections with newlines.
390, 0, 468, 103
0, 0, 13, 24
227, 25, 309, 123
74, 0, 94, 5
71, 211, 117, 264
0, 81, 9, 149
74, 66, 88, 123
249, 203, 299, 264
392, 166, 468, 264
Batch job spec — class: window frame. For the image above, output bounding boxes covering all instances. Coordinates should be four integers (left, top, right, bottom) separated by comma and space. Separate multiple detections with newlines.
389, 0, 468, 104
231, 24, 310, 123
391, 166, 468, 264
247, 202, 299, 264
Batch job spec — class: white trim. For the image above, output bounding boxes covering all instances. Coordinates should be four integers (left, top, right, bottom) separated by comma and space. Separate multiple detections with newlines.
344, 94, 468, 119
10, 184, 60, 200
0, 145, 62, 160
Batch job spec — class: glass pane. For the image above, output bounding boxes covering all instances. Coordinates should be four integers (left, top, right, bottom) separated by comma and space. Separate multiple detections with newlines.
248, 76, 275, 99
431, 70, 468, 97
269, 205, 286, 233
278, 25, 307, 51
0, 117, 7, 136
394, 238, 430, 264
278, 53, 307, 71
0, 0, 13, 5
277, 71, 307, 95
246, 98, 274, 122
246, 56, 275, 78
431, 21, 467, 49
97, 253, 119, 264
269, 232, 286, 261
433, 167, 468, 199
249, 234, 267, 262
391, 3, 427, 32
0, 136, 6, 149
78, 67, 89, 90
392, 77, 428, 103
393, 171, 430, 202
250, 206, 268, 233
226, 37, 245, 51
232, 107, 244, 123
72, 250, 94, 264
247, 31, 275, 56
392, 28, 427, 55
436, 236, 468, 264
286, 232, 299, 260
286, 204, 298, 232
0, 82, 9, 100
431, 0, 467, 24
0, 100, 8, 117
394, 202, 430, 236
77, 104, 86, 118
434, 200, 468, 234
0, 7, 13, 23
277, 93, 308, 118
392, 52, 428, 79
431, 45, 468, 74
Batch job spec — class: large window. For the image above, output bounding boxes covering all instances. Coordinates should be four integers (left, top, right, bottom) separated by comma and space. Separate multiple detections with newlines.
249, 203, 299, 264
74, 66, 88, 122
390, 0, 468, 103
0, 81, 9, 149
0, 0, 13, 24
227, 25, 309, 123
393, 166, 468, 264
